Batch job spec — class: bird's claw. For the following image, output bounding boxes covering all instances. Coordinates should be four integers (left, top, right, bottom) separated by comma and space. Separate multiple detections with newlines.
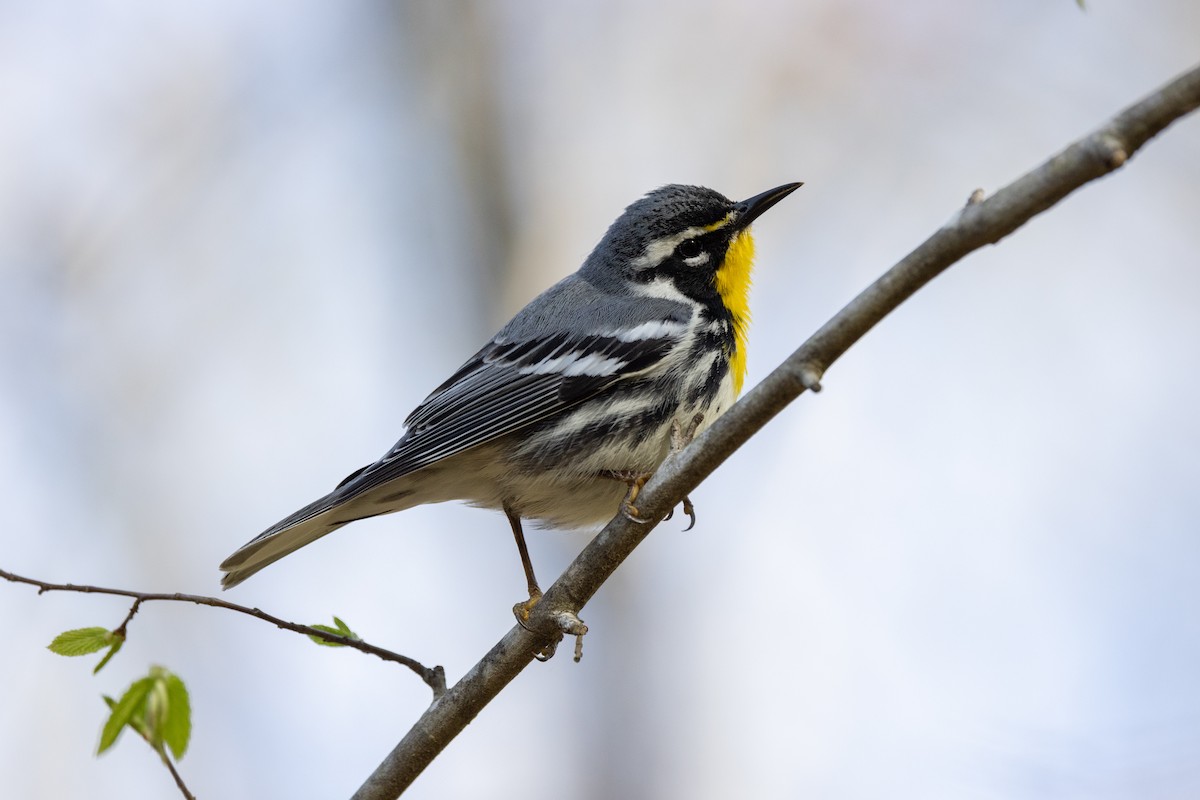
516, 600, 589, 663
604, 470, 652, 524
512, 589, 544, 629
662, 496, 697, 529
622, 502, 652, 524
534, 638, 559, 662
681, 495, 696, 531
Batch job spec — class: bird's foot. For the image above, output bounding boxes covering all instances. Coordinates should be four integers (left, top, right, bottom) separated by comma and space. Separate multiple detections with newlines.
512, 588, 543, 628
666, 415, 703, 529
602, 467, 697, 528
601, 470, 654, 523
662, 494, 697, 530
514, 593, 588, 662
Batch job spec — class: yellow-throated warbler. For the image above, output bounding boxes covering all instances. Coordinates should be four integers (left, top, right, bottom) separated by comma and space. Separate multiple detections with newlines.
220, 182, 801, 613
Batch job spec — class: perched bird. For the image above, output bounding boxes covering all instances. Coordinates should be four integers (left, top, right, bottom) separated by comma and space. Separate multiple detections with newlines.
220, 182, 801, 619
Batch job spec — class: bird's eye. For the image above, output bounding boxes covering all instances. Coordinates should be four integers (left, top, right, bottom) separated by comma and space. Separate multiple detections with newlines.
677, 238, 705, 261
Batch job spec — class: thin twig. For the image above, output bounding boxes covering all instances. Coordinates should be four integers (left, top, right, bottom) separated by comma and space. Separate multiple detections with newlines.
0, 568, 446, 698
113, 598, 143, 639
352, 62, 1200, 799
158, 750, 196, 800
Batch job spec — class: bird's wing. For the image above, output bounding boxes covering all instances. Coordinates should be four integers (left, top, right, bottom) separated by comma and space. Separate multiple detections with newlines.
337, 317, 689, 495
219, 275, 694, 587
219, 317, 688, 588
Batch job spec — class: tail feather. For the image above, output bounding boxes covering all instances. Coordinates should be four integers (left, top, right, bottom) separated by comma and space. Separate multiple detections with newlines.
219, 491, 351, 588
221, 458, 439, 588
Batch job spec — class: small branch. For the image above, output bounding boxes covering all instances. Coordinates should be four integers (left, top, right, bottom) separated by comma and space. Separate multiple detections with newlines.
158, 749, 196, 800
113, 599, 143, 639
0, 567, 446, 698
352, 63, 1200, 799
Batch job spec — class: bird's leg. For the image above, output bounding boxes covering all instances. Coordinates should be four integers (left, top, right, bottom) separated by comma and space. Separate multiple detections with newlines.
505, 504, 586, 662
672, 412, 705, 453
505, 505, 543, 621
664, 413, 703, 531
602, 413, 706, 526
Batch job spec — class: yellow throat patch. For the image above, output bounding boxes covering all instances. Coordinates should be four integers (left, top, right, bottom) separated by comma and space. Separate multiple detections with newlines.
715, 229, 755, 396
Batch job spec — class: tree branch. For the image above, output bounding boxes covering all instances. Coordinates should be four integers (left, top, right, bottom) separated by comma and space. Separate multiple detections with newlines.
353, 63, 1200, 799
0, 568, 446, 698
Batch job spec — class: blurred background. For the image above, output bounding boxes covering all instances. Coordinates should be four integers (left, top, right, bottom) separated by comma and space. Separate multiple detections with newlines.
3, 2, 1199, 798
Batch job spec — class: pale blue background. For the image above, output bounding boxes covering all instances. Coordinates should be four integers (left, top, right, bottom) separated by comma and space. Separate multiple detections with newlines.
2, 2, 1199, 798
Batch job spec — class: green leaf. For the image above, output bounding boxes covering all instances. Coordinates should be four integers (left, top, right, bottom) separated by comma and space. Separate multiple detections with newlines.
307, 615, 359, 647
136, 666, 192, 759
308, 626, 347, 646
92, 639, 123, 674
98, 677, 154, 755
144, 673, 169, 750
48, 627, 114, 657
161, 672, 191, 760
97, 667, 191, 760
103, 695, 149, 740
1076, 0, 1086, 9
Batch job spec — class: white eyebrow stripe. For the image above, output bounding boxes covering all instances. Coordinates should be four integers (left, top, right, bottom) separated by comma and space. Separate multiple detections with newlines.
629, 226, 708, 271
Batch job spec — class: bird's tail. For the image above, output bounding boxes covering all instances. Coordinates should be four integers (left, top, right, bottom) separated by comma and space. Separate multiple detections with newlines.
219, 491, 354, 588
219, 473, 419, 588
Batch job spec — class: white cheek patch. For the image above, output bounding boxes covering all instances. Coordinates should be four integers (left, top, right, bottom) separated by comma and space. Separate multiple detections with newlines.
632, 276, 696, 305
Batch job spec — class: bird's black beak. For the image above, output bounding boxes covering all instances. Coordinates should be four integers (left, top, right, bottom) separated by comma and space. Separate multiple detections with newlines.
734, 182, 803, 229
